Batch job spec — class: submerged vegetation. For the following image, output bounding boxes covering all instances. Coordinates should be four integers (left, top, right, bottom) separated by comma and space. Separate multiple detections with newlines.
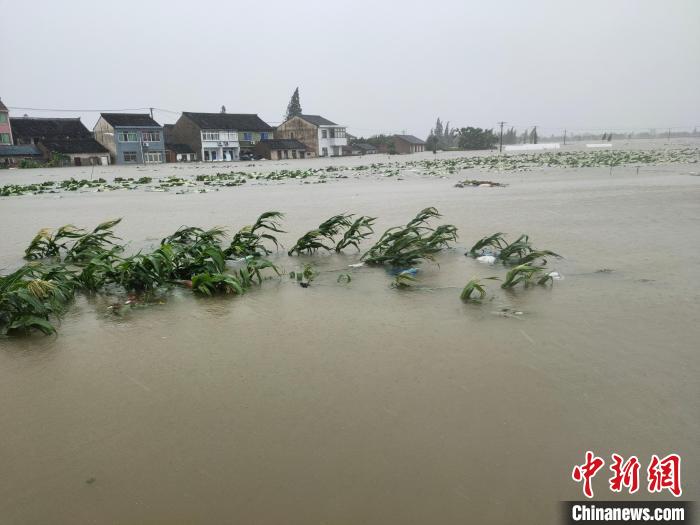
2, 148, 698, 198
1, 208, 563, 336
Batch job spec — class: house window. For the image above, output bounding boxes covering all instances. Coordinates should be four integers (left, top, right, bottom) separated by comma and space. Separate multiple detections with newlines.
142, 131, 161, 142
0, 113, 7, 123
118, 132, 139, 142
145, 152, 162, 163
243, 132, 252, 141
123, 151, 138, 162
290, 132, 295, 139
261, 132, 269, 140
202, 131, 219, 141
330, 128, 346, 138
204, 150, 210, 161
0, 133, 10, 144
321, 130, 328, 138
321, 147, 328, 157
292, 150, 297, 159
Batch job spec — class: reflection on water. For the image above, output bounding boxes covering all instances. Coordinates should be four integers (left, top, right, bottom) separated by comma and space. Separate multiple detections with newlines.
0, 158, 698, 524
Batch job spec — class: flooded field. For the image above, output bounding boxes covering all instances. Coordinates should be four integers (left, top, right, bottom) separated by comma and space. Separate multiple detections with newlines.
1, 147, 699, 523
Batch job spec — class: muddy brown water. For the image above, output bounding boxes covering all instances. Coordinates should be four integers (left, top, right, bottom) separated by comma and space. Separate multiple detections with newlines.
1, 154, 698, 524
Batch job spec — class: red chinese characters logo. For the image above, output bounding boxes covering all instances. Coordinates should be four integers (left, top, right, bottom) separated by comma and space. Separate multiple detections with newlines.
648, 454, 682, 497
572, 452, 682, 498
572, 451, 605, 498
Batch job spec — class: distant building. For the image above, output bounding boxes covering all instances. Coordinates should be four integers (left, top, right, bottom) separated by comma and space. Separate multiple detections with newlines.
38, 139, 110, 166
353, 142, 378, 155
8, 115, 110, 166
94, 113, 165, 164
0, 98, 12, 146
275, 114, 348, 157
0, 145, 43, 167
255, 139, 309, 160
165, 143, 196, 163
169, 112, 273, 162
379, 135, 426, 154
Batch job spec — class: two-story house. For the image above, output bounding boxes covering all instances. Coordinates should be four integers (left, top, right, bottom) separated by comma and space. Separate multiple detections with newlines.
0, 98, 13, 146
169, 112, 273, 162
93, 113, 165, 164
274, 115, 348, 157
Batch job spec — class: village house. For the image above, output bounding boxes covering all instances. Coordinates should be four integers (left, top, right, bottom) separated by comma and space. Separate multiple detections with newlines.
0, 99, 13, 146
165, 143, 196, 163
255, 139, 309, 160
169, 112, 273, 162
0, 145, 43, 167
94, 113, 165, 165
8, 115, 110, 166
274, 115, 348, 157
379, 134, 426, 154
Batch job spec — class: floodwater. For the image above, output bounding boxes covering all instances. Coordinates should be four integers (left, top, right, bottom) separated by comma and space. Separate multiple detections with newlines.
1, 149, 699, 524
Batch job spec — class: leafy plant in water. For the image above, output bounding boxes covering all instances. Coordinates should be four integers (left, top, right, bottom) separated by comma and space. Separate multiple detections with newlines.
64, 219, 123, 263
24, 225, 83, 259
288, 214, 352, 255
467, 232, 507, 257
226, 211, 285, 257
391, 270, 417, 289
501, 264, 553, 289
362, 208, 457, 266
460, 277, 498, 301
191, 272, 245, 296
335, 216, 375, 252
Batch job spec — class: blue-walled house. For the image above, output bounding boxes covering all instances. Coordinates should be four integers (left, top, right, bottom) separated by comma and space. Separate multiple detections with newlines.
94, 113, 165, 164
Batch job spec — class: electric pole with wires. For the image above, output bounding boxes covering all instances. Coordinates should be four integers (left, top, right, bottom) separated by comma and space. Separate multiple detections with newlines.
497, 121, 506, 153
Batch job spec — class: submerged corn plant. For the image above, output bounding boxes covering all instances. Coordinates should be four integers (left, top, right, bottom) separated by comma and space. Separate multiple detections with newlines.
288, 214, 353, 255
335, 216, 375, 252
226, 211, 285, 258
391, 270, 417, 289
468, 232, 560, 266
460, 277, 499, 301
501, 264, 554, 289
191, 272, 245, 296
0, 263, 77, 334
289, 263, 317, 287
362, 208, 457, 266
24, 225, 83, 260
64, 218, 123, 263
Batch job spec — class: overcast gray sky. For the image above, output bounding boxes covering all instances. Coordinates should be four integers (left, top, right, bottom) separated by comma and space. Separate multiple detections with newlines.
1, 0, 698, 137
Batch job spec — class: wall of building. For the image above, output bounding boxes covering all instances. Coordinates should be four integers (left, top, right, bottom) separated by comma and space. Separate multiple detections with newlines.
169, 115, 202, 160
113, 126, 165, 164
274, 117, 319, 156
317, 127, 348, 157
93, 117, 117, 160
0, 110, 12, 145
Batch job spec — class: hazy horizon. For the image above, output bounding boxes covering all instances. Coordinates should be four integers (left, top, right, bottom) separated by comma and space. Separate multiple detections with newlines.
1, 0, 698, 138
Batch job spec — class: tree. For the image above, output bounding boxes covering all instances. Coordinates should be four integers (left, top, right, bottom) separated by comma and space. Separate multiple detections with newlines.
531, 126, 538, 144
220, 105, 226, 114
457, 127, 498, 150
521, 128, 529, 144
601, 132, 607, 141
285, 87, 302, 121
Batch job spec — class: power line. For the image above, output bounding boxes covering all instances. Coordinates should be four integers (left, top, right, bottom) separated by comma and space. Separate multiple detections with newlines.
8, 106, 152, 113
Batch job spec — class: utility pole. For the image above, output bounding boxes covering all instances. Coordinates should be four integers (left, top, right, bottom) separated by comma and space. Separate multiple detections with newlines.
667, 127, 671, 143
497, 121, 506, 153
563, 129, 567, 145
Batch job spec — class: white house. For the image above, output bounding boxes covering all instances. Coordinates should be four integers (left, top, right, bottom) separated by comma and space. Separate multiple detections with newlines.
274, 114, 348, 157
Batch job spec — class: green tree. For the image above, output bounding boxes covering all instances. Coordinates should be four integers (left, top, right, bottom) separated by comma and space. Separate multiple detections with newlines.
531, 126, 538, 144
285, 87, 302, 121
457, 127, 498, 150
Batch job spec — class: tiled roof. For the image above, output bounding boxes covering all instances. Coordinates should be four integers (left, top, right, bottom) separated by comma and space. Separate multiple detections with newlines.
0, 99, 8, 112
183, 112, 273, 131
394, 134, 426, 145
166, 143, 195, 154
0, 144, 43, 156
299, 114, 338, 126
10, 117, 91, 140
100, 113, 162, 128
41, 139, 108, 154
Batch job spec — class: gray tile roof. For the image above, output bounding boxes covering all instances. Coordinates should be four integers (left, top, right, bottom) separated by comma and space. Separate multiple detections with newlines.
10, 117, 91, 140
0, 144, 43, 156
299, 114, 338, 126
183, 112, 273, 131
41, 139, 108, 154
100, 113, 162, 128
394, 134, 426, 145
